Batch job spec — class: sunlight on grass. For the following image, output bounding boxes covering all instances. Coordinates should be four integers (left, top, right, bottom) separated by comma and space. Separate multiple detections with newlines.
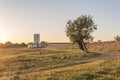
0, 47, 120, 80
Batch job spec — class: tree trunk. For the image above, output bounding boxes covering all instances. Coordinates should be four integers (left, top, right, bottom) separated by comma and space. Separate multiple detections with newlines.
78, 40, 89, 53
81, 40, 89, 53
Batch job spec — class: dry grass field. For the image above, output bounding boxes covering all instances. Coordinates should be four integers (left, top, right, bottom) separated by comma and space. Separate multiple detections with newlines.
0, 41, 120, 80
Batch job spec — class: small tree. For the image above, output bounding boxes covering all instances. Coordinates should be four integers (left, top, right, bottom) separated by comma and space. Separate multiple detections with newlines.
65, 15, 97, 53
41, 41, 48, 47
20, 42, 27, 47
114, 35, 120, 41
4, 41, 13, 48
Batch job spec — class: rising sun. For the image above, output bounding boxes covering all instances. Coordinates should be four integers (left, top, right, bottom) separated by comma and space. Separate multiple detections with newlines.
0, 31, 6, 43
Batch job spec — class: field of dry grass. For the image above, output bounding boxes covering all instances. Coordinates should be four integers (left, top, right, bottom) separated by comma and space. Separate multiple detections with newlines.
0, 42, 120, 80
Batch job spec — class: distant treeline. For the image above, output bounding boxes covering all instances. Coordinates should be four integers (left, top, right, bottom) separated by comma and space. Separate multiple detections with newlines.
0, 41, 27, 48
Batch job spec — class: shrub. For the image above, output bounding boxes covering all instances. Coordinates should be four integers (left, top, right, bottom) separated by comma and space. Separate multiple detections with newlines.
114, 35, 120, 41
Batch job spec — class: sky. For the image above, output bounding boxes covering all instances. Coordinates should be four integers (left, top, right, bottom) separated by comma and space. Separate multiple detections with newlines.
0, 0, 120, 43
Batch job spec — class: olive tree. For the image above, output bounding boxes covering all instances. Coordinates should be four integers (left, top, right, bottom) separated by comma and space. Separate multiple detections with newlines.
65, 15, 97, 53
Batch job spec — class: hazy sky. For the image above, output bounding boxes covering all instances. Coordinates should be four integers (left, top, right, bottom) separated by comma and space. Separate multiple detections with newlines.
0, 0, 120, 43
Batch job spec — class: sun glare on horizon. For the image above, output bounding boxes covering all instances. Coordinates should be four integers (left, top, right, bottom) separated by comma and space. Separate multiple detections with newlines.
0, 31, 6, 43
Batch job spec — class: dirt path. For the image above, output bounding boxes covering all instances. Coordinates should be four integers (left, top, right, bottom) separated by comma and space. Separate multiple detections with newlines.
98, 52, 120, 59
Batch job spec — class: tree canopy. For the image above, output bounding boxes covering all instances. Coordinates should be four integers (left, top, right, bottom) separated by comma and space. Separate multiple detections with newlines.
65, 15, 97, 53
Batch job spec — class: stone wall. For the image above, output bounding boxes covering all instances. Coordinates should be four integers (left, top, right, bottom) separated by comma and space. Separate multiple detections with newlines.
48, 41, 120, 52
